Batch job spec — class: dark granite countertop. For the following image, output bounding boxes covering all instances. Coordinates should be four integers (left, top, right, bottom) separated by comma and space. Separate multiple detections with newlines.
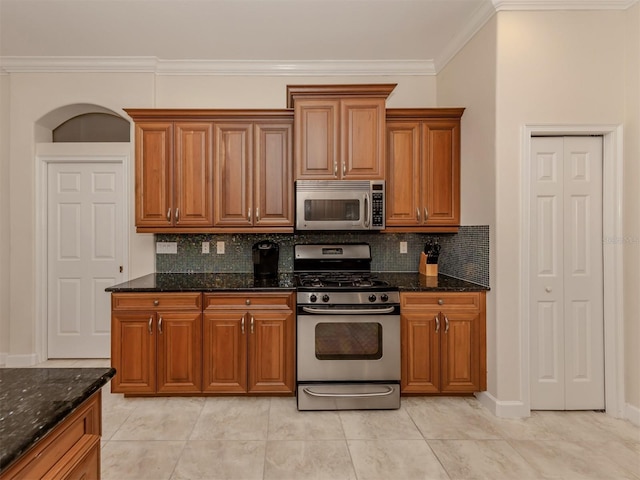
105, 272, 487, 293
105, 272, 296, 292
0, 367, 116, 473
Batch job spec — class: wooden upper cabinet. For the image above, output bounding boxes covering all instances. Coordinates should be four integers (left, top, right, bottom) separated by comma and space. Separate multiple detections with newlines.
134, 122, 173, 228
131, 118, 213, 230
287, 84, 395, 180
214, 120, 293, 229
127, 109, 293, 233
385, 108, 464, 232
174, 122, 214, 227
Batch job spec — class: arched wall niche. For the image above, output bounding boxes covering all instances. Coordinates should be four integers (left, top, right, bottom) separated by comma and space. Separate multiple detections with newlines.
35, 104, 130, 143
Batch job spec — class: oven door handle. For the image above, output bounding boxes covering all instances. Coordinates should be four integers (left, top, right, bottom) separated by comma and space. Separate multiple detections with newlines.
302, 386, 396, 398
301, 306, 396, 315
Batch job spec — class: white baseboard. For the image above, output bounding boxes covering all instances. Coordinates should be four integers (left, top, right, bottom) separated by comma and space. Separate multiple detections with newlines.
625, 402, 640, 426
5, 353, 39, 367
0, 352, 7, 367
475, 391, 530, 418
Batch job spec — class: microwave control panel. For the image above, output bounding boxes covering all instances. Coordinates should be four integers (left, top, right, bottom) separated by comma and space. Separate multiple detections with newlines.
371, 183, 385, 228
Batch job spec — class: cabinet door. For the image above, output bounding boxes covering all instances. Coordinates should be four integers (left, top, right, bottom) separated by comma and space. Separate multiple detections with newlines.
135, 122, 173, 227
386, 121, 422, 226
214, 123, 253, 226
202, 311, 247, 393
340, 97, 386, 179
294, 99, 339, 179
111, 312, 156, 394
156, 311, 202, 393
440, 310, 481, 393
254, 122, 294, 227
247, 310, 295, 394
174, 122, 214, 227
401, 310, 441, 393
422, 121, 460, 226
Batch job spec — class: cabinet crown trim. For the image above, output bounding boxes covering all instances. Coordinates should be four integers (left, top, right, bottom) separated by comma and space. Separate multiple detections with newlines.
386, 108, 465, 120
286, 84, 397, 107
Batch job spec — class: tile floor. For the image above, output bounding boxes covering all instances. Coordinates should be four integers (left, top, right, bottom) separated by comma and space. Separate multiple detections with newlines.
35, 359, 640, 479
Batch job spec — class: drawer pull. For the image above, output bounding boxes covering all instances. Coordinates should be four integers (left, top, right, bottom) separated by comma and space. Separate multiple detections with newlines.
438, 299, 444, 305
246, 299, 251, 306
153, 299, 159, 306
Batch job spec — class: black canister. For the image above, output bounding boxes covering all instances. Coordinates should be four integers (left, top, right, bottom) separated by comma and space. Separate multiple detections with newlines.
252, 240, 279, 278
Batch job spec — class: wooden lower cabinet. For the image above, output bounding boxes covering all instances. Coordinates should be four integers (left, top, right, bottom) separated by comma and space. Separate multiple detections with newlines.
0, 392, 102, 480
202, 292, 295, 394
111, 293, 202, 394
400, 292, 486, 394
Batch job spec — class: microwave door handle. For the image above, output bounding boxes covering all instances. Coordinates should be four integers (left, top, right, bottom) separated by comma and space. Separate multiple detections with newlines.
363, 193, 370, 228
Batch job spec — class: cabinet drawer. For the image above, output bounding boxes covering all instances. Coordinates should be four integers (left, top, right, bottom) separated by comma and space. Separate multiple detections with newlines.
401, 292, 481, 310
112, 293, 202, 311
1, 393, 100, 480
203, 292, 294, 310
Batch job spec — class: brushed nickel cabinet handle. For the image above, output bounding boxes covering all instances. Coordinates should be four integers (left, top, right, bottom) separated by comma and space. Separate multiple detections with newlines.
175, 208, 180, 222
424, 207, 428, 221
241, 317, 245, 334
435, 315, 440, 332
416, 208, 421, 222
153, 299, 159, 306
166, 208, 171, 222
158, 316, 163, 334
148, 317, 153, 335
444, 314, 449, 333
438, 299, 444, 305
333, 161, 338, 177
342, 163, 346, 176
255, 207, 260, 222
250, 316, 254, 334
248, 208, 252, 222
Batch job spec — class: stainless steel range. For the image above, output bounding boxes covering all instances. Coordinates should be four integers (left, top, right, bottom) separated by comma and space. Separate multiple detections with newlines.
294, 243, 401, 411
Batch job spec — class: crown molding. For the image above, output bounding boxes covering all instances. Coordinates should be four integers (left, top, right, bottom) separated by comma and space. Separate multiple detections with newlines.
492, 0, 638, 11
0, 56, 436, 76
435, 0, 497, 73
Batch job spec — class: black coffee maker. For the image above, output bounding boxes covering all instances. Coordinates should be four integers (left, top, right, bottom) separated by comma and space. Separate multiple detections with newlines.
252, 240, 279, 278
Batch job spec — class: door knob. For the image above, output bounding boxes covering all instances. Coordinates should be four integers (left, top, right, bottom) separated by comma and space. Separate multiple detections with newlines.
545, 286, 552, 293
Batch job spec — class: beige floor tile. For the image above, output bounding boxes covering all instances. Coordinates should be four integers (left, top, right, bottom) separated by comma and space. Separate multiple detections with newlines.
510, 439, 640, 480
101, 440, 184, 480
268, 397, 345, 440
429, 439, 543, 480
264, 440, 357, 480
171, 440, 266, 480
111, 397, 205, 441
190, 397, 271, 441
338, 407, 423, 440
348, 439, 450, 480
404, 396, 503, 440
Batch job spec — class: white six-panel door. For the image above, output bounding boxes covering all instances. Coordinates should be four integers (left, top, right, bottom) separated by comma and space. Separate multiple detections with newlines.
530, 136, 604, 410
47, 161, 124, 358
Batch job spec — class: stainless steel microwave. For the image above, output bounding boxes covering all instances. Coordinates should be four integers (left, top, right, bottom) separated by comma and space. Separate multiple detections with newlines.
295, 180, 385, 231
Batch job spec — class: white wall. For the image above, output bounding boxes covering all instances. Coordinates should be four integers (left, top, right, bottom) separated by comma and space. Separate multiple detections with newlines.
436, 15, 498, 394
494, 9, 631, 406
0, 73, 9, 361
2, 72, 436, 363
623, 2, 640, 417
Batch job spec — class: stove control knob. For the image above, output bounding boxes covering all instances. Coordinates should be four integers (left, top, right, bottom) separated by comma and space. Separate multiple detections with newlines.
322, 294, 330, 303
368, 294, 377, 303
380, 294, 389, 302
309, 294, 317, 303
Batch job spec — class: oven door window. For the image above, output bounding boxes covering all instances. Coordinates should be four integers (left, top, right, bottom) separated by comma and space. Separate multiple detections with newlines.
304, 199, 361, 222
315, 322, 382, 360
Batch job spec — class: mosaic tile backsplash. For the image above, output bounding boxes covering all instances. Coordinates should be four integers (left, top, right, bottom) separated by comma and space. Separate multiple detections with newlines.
155, 225, 489, 287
